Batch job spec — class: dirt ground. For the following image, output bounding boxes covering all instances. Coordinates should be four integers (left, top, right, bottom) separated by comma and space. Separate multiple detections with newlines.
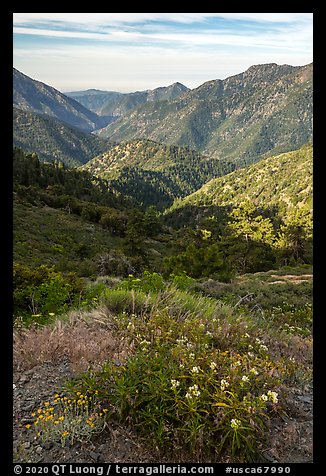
13, 357, 313, 464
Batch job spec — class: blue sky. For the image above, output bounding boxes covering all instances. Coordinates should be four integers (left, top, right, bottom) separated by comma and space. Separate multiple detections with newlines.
13, 13, 313, 93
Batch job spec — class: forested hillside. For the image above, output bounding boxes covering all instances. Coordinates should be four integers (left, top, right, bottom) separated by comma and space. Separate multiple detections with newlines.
13, 108, 113, 167
14, 143, 313, 281
161, 143, 312, 279
81, 139, 235, 208
167, 143, 313, 220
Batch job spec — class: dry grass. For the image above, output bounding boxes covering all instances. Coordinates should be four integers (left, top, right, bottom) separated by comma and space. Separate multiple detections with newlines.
13, 307, 132, 373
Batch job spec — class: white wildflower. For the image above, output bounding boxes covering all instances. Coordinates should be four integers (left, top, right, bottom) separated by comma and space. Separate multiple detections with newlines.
191, 366, 200, 374
220, 379, 229, 391
185, 384, 201, 399
230, 418, 241, 429
171, 379, 180, 390
267, 391, 278, 403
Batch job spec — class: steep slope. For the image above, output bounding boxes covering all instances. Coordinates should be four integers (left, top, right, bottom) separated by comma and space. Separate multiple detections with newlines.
13, 68, 106, 132
81, 139, 235, 208
66, 82, 189, 118
166, 143, 313, 220
13, 107, 113, 167
99, 63, 312, 165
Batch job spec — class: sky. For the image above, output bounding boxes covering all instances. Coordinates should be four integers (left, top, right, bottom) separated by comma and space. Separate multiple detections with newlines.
13, 13, 313, 93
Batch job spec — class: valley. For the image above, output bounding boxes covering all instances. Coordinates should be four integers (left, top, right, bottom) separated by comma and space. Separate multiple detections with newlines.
12, 61, 313, 464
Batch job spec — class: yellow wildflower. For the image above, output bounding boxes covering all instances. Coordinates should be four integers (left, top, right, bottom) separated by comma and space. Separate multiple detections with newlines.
25, 424, 31, 429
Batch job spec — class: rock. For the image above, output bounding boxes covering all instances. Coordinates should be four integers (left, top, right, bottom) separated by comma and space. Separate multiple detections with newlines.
297, 395, 313, 405
89, 451, 101, 461
35, 446, 43, 455
20, 375, 30, 384
24, 442, 31, 449
124, 438, 134, 450
43, 442, 53, 450
21, 418, 35, 424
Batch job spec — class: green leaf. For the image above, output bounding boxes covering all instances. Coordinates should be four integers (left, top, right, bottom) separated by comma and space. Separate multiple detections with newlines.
212, 402, 230, 408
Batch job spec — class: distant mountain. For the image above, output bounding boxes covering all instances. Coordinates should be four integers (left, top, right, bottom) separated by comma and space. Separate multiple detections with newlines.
166, 142, 313, 222
13, 107, 113, 167
13, 68, 107, 132
98, 63, 312, 166
66, 82, 189, 119
81, 139, 235, 208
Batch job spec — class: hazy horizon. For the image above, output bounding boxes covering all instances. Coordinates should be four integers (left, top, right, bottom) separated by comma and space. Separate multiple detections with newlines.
13, 13, 313, 93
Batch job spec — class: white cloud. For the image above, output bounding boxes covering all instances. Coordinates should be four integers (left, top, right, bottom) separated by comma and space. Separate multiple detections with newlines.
13, 27, 112, 41
13, 20, 312, 52
13, 12, 313, 27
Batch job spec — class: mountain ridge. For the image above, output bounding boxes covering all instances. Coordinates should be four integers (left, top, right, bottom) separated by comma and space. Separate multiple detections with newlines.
13, 68, 107, 132
66, 82, 189, 118
98, 63, 312, 166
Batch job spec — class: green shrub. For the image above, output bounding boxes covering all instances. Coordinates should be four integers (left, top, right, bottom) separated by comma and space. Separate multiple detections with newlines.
68, 295, 287, 462
168, 273, 196, 291
119, 271, 166, 293
100, 288, 155, 315
13, 263, 85, 325
119, 271, 197, 294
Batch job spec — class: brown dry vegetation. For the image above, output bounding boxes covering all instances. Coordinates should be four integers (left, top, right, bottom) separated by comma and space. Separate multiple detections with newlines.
13, 307, 133, 373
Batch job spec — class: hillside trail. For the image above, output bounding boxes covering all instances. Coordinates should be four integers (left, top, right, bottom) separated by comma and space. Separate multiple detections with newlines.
13, 357, 313, 464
